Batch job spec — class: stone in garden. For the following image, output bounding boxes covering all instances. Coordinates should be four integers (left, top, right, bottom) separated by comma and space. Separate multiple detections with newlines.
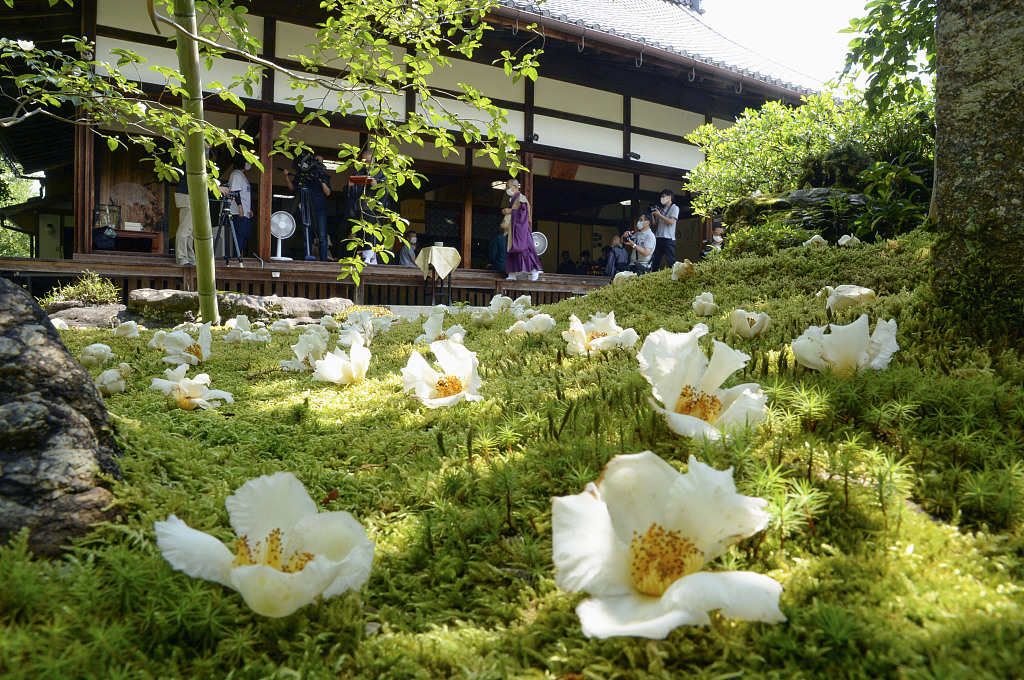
0, 278, 122, 557
127, 289, 352, 322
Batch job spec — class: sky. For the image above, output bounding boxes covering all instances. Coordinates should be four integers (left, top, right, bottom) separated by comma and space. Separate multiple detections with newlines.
699, 0, 869, 85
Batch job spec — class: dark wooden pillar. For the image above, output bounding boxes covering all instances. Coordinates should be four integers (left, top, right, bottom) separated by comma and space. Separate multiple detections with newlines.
522, 152, 534, 220
257, 112, 273, 261
73, 115, 95, 255
461, 176, 473, 268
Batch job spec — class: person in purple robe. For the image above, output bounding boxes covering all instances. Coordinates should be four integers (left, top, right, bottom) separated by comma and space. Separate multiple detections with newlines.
501, 178, 543, 281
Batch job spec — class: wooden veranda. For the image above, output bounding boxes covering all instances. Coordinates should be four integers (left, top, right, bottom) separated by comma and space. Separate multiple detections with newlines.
0, 255, 609, 308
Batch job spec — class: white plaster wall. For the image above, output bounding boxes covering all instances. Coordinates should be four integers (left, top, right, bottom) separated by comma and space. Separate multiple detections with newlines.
97, 0, 263, 48
534, 116, 622, 158
95, 37, 259, 94
631, 99, 705, 138
535, 78, 622, 123
415, 97, 523, 139
630, 134, 704, 171
712, 117, 735, 130
573, 166, 633, 188
425, 58, 525, 104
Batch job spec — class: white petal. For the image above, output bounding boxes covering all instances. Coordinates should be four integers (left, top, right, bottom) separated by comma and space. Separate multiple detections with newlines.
224, 472, 318, 541
289, 511, 375, 598
791, 325, 830, 372
154, 515, 234, 589
696, 341, 749, 395
823, 314, 871, 374
421, 312, 444, 342
526, 314, 556, 334
402, 351, 440, 399
230, 558, 342, 618
827, 285, 875, 312
867, 318, 899, 370
506, 320, 529, 335
430, 340, 481, 395
594, 451, 683, 544
551, 484, 632, 597
421, 392, 470, 409
637, 327, 708, 396
576, 593, 695, 639
716, 384, 769, 435
652, 400, 721, 441
662, 571, 786, 625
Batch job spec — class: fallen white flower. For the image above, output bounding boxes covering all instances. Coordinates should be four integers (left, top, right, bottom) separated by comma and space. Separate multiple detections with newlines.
728, 309, 771, 339
51, 318, 69, 330
320, 315, 340, 331
671, 260, 697, 280
313, 334, 371, 384
402, 339, 482, 408
613, 271, 637, 285
95, 362, 132, 396
792, 314, 899, 377
639, 326, 768, 441
562, 312, 639, 356
245, 327, 272, 343
818, 284, 876, 313
270, 319, 295, 334
280, 332, 328, 372
154, 471, 374, 617
506, 313, 556, 336
552, 452, 785, 639
415, 312, 465, 344
512, 306, 543, 320
838, 234, 861, 247
147, 330, 167, 350
162, 323, 212, 366
692, 292, 719, 317
300, 324, 330, 343
489, 294, 513, 313
149, 364, 234, 410
471, 308, 495, 327
225, 315, 251, 331
803, 234, 828, 247
114, 321, 141, 338
81, 343, 114, 368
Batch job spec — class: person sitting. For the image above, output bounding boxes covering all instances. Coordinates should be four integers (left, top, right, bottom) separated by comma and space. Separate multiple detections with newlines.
622, 212, 656, 274
576, 250, 593, 275
700, 225, 726, 260
396, 232, 418, 266
557, 250, 577, 274
605, 234, 629, 277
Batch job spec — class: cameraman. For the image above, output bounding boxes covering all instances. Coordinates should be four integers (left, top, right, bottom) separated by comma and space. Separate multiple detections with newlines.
282, 153, 332, 262
650, 189, 679, 271
622, 211, 655, 274
218, 155, 252, 258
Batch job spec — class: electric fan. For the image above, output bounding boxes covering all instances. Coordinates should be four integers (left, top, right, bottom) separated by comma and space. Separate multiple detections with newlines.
532, 231, 548, 256
270, 211, 296, 261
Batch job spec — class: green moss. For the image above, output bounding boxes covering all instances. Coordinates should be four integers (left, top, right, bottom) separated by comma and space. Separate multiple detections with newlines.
4, 227, 1024, 679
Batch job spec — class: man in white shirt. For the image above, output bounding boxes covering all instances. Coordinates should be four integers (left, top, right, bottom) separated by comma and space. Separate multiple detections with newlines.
623, 212, 656, 273
650, 189, 679, 271
219, 156, 252, 259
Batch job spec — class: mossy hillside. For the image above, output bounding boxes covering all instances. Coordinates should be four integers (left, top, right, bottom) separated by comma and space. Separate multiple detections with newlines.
3, 228, 1024, 679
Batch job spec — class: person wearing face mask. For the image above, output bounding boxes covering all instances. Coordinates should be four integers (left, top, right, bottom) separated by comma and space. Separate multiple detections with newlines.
650, 189, 679, 271
622, 212, 656, 274
500, 178, 543, 281
218, 154, 253, 258
397, 231, 418, 266
701, 224, 726, 259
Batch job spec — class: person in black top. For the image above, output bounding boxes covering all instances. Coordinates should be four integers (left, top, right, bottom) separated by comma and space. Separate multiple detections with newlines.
282, 154, 332, 261
346, 148, 389, 264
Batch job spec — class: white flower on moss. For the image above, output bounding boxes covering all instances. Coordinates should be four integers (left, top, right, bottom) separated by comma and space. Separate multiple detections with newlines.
692, 292, 719, 317
511, 295, 532, 310
51, 318, 69, 330
114, 321, 141, 338
613, 271, 637, 285
671, 260, 697, 280
506, 313, 556, 336
245, 327, 272, 343
513, 306, 543, 320
81, 343, 114, 368
562, 312, 639, 356
162, 322, 212, 366
638, 326, 767, 441
280, 332, 328, 372
792, 314, 899, 377
341, 311, 374, 345
415, 312, 465, 344
803, 234, 828, 247
320, 315, 339, 331
147, 330, 167, 350
299, 324, 330, 343
472, 308, 495, 327
552, 451, 785, 639
225, 315, 251, 331
149, 364, 233, 410
270, 319, 295, 334
729, 309, 771, 339
95, 362, 132, 396
313, 333, 370, 384
402, 340, 482, 408
489, 294, 513, 313
154, 471, 374, 618
838, 234, 861, 247
817, 285, 876, 313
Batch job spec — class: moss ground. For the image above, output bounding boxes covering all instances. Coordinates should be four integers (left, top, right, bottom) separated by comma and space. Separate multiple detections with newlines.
3, 228, 1024, 679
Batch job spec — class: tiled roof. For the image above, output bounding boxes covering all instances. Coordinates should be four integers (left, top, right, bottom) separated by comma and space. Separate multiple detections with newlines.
496, 0, 822, 95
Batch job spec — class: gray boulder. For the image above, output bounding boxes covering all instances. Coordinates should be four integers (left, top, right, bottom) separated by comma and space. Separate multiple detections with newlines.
786, 187, 867, 208
0, 278, 121, 557
127, 289, 353, 322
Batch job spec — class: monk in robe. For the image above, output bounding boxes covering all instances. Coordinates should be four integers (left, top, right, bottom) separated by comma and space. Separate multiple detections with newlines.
501, 178, 543, 281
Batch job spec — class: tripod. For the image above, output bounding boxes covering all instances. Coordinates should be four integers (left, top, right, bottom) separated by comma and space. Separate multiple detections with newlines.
212, 195, 243, 267
296, 186, 319, 261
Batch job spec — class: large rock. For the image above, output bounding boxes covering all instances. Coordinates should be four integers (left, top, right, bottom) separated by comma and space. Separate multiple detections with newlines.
785, 187, 867, 209
127, 289, 353, 322
0, 278, 121, 557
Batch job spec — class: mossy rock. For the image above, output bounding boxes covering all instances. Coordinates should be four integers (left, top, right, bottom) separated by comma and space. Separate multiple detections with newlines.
723, 194, 792, 226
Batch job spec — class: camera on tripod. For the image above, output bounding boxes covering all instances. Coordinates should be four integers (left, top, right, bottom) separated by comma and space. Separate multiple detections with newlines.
292, 152, 328, 187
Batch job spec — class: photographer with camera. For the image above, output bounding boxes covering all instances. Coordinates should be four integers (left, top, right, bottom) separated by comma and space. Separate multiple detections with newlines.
650, 189, 679, 271
218, 155, 252, 259
622, 211, 656, 275
282, 152, 332, 261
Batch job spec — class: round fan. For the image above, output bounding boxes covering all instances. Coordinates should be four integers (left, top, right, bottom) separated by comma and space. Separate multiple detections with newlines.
270, 211, 296, 261
532, 231, 548, 256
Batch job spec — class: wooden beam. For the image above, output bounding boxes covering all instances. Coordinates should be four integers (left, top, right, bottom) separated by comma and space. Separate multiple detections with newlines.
461, 176, 473, 268
258, 112, 273, 262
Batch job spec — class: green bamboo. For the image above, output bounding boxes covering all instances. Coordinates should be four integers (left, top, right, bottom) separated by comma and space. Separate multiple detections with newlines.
173, 0, 220, 324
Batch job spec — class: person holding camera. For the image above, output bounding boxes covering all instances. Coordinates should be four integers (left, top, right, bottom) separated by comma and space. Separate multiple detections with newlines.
622, 212, 656, 274
650, 189, 679, 271
347, 147, 389, 265
282, 152, 331, 262
218, 155, 252, 258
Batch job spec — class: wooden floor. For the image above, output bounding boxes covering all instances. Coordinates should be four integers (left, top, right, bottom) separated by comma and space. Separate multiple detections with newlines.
0, 254, 610, 306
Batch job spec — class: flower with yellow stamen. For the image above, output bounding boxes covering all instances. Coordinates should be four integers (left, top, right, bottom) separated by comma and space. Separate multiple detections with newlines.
162, 322, 212, 366
155, 472, 374, 618
401, 339, 482, 408
638, 325, 767, 441
728, 309, 771, 339
552, 452, 785, 639
562, 312, 639, 356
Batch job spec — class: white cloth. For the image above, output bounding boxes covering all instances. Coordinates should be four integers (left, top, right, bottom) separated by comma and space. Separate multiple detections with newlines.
227, 168, 251, 217
655, 203, 680, 240
416, 246, 462, 279
630, 228, 656, 266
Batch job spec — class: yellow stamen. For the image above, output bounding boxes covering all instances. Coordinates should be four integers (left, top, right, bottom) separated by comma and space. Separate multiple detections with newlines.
435, 375, 464, 398
629, 523, 704, 596
586, 331, 607, 344
232, 529, 314, 573
747, 316, 757, 328
186, 343, 203, 361
674, 385, 723, 424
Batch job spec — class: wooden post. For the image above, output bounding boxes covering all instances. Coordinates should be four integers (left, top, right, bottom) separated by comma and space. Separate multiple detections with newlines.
461, 176, 473, 268
258, 112, 273, 261
522, 152, 534, 213
73, 113, 95, 255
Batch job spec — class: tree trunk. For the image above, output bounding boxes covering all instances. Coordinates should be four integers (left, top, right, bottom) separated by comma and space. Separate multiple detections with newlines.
932, 0, 1024, 339
173, 0, 220, 324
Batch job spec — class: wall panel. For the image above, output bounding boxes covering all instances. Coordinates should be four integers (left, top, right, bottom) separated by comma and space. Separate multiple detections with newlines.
631, 99, 704, 138
630, 134, 704, 171
535, 78, 621, 123
534, 116, 621, 157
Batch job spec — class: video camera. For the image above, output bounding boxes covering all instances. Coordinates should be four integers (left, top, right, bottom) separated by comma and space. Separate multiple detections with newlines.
292, 152, 329, 186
